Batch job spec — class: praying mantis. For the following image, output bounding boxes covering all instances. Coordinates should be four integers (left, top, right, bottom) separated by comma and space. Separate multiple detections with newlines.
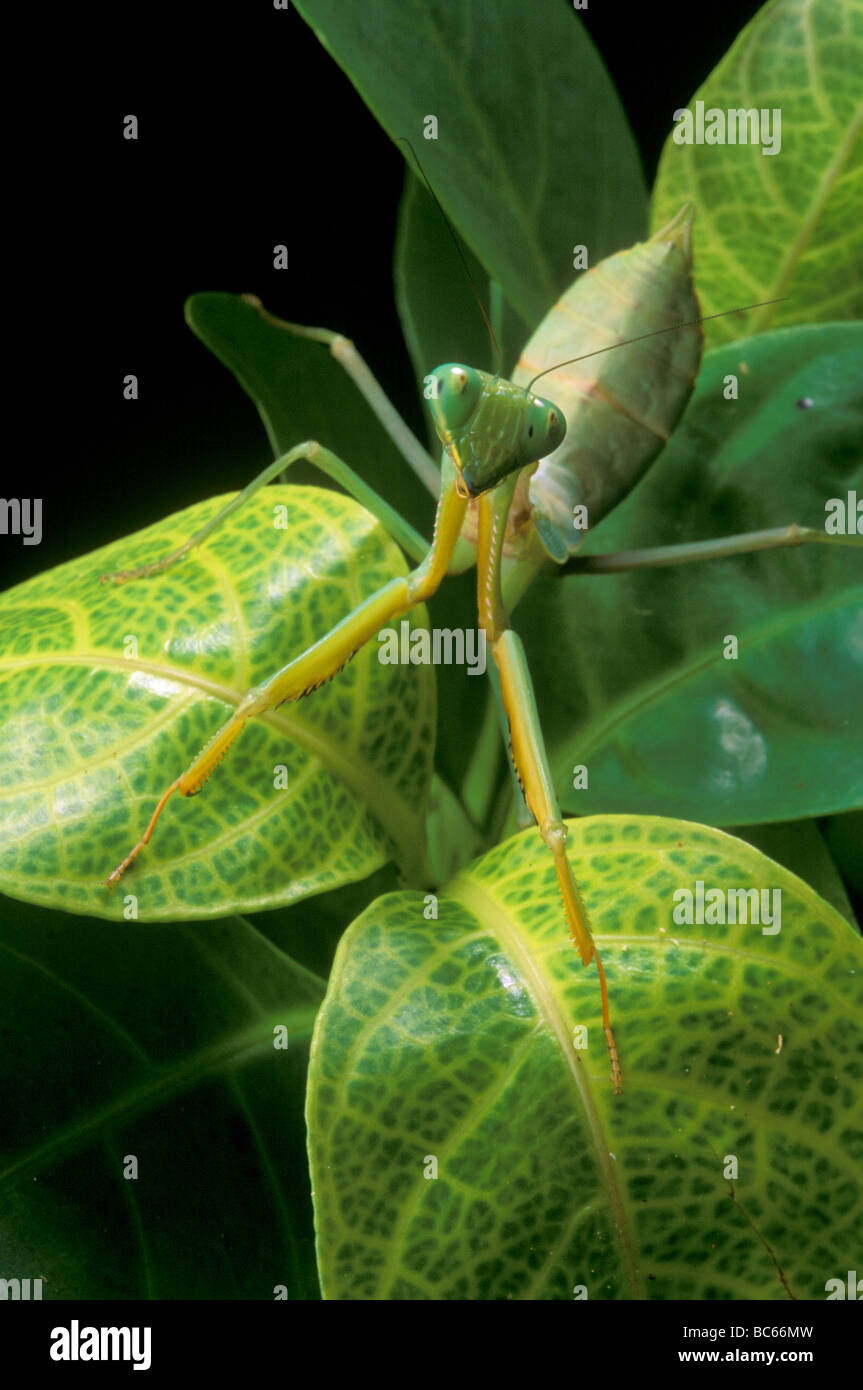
98, 184, 861, 1097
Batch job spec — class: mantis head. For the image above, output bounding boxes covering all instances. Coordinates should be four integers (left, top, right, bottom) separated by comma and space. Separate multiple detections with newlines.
426, 363, 567, 498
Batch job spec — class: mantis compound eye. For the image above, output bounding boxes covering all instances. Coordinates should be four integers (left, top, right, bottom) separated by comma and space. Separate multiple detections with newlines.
426, 363, 483, 432
520, 394, 567, 462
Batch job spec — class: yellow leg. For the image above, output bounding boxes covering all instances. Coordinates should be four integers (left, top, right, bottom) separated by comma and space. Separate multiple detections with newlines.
106, 478, 467, 887
477, 484, 622, 1093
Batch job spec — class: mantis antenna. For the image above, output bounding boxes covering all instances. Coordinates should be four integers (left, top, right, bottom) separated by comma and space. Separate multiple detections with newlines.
526, 296, 790, 393
396, 136, 504, 377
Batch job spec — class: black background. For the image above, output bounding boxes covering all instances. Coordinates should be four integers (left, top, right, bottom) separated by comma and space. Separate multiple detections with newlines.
5, 0, 766, 588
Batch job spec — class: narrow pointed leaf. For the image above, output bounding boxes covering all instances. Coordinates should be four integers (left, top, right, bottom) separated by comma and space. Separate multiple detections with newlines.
394, 172, 530, 405
294, 0, 647, 327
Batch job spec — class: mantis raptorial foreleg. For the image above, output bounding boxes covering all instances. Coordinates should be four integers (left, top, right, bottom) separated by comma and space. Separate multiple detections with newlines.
477, 477, 622, 1094
101, 441, 430, 587
105, 477, 468, 886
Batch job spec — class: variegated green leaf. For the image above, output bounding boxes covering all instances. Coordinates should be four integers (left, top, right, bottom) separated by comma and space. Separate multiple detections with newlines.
0, 487, 435, 920
308, 816, 863, 1300
651, 0, 863, 344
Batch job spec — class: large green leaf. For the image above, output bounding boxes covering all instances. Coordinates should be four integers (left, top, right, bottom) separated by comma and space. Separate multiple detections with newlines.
308, 815, 863, 1300
185, 292, 432, 537
651, 0, 863, 345
0, 893, 324, 1298
0, 487, 435, 920
517, 323, 863, 824
294, 0, 647, 328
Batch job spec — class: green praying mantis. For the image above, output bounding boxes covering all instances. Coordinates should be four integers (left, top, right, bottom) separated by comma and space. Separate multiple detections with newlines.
100, 195, 861, 1096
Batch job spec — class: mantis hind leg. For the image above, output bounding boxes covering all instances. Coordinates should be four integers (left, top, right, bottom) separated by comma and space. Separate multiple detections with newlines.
106, 479, 468, 888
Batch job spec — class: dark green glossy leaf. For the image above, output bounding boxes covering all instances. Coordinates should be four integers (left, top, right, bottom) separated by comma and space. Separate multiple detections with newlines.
652, 0, 863, 345
0, 488, 435, 920
394, 172, 530, 409
308, 815, 863, 1299
294, 0, 647, 327
517, 323, 863, 824
0, 893, 324, 1298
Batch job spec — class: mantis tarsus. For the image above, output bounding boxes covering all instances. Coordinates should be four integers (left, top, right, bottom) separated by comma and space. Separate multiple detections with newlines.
101, 203, 861, 1095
